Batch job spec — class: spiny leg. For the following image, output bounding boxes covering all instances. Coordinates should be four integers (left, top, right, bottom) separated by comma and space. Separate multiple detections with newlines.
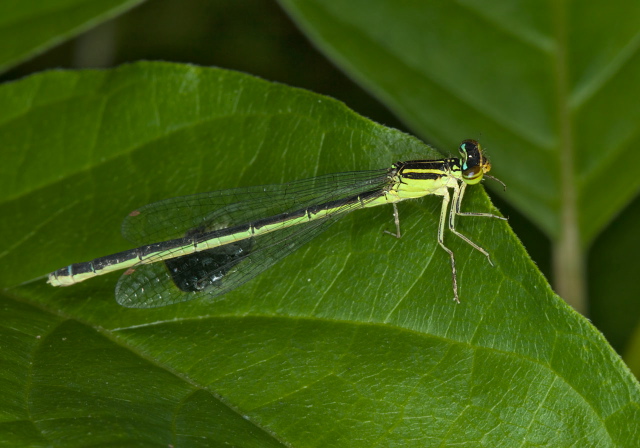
383, 195, 460, 302
454, 181, 507, 221
383, 202, 402, 239
448, 182, 507, 266
438, 189, 460, 303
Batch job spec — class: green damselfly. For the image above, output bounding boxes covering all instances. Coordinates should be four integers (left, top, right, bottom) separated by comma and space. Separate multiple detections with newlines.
48, 139, 506, 307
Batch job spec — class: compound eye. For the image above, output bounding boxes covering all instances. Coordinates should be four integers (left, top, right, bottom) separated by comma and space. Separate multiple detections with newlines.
459, 139, 479, 158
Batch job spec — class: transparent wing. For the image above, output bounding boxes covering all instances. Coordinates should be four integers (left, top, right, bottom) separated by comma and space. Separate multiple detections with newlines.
122, 169, 390, 245
115, 215, 339, 308
115, 168, 393, 308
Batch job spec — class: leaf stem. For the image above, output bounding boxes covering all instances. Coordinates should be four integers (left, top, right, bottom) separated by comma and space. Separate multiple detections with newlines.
553, 221, 587, 314
552, 1, 587, 314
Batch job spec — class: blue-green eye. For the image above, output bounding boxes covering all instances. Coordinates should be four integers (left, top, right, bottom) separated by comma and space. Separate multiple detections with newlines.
459, 139, 479, 158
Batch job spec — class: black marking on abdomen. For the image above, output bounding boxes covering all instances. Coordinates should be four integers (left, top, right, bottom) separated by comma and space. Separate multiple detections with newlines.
252, 208, 307, 230
90, 247, 150, 272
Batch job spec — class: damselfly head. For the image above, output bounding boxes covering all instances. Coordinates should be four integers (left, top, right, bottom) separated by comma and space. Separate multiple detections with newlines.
459, 139, 491, 185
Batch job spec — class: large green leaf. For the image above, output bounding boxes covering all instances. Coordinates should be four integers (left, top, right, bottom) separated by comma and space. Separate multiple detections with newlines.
0, 0, 145, 73
1, 63, 638, 446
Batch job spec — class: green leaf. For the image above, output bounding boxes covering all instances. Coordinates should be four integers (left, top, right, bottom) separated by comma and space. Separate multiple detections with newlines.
278, 0, 640, 247
0, 0, 146, 73
625, 322, 640, 380
1, 63, 639, 446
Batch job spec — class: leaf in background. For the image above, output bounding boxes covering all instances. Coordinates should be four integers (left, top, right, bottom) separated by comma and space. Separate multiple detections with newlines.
278, 0, 640, 245
0, 0, 146, 74
626, 322, 640, 379
1, 62, 639, 446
